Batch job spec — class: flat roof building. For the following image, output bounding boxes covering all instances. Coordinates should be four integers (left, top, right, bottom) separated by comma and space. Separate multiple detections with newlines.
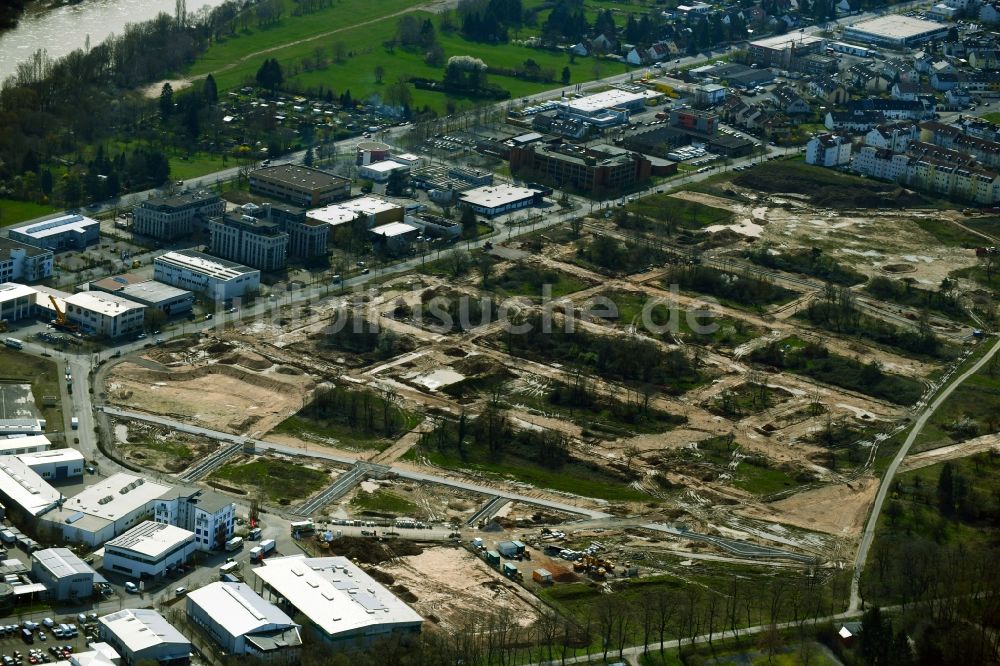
8, 214, 100, 251
16, 448, 84, 480
250, 165, 351, 207
102, 521, 197, 579
133, 191, 226, 241
0, 282, 37, 323
252, 555, 422, 650
307, 196, 404, 231
154, 250, 261, 302
31, 547, 101, 601
370, 222, 420, 253
44, 473, 172, 547
0, 435, 51, 456
748, 33, 824, 67
186, 582, 302, 660
358, 159, 409, 183
459, 184, 542, 217
844, 15, 949, 47
557, 89, 657, 126
208, 214, 288, 271
509, 142, 658, 196
153, 488, 235, 552
63, 292, 146, 339
117, 282, 194, 317
0, 456, 60, 520
99, 608, 191, 666
0, 238, 53, 283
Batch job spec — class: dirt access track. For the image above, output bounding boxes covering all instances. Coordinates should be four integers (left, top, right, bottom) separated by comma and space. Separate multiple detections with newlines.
106, 359, 315, 437
737, 477, 879, 537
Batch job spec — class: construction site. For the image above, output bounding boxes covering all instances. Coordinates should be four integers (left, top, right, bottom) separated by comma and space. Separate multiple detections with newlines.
97, 163, 991, 631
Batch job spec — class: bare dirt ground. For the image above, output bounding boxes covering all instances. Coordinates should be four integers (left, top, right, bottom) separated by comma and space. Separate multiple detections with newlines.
377, 547, 543, 632
111, 420, 219, 474
737, 477, 880, 537
106, 358, 315, 436
899, 433, 1000, 472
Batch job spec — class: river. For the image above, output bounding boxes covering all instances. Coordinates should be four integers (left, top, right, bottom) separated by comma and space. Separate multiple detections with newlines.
0, 0, 231, 81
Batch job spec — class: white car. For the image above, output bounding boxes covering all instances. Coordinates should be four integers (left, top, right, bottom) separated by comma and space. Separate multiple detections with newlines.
124, 581, 138, 593
41, 618, 53, 628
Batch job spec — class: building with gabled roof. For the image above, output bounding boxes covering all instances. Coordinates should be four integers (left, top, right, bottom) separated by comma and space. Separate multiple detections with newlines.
99, 608, 191, 666
186, 582, 302, 661
31, 547, 102, 601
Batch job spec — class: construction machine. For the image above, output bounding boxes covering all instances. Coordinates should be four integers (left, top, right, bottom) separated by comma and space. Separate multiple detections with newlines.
48, 295, 78, 332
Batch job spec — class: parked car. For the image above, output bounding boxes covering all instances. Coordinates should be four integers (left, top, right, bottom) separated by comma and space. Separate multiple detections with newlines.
124, 581, 138, 593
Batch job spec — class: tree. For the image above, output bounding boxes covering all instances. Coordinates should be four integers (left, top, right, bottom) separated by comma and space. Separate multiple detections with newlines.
374, 64, 385, 84
460, 205, 478, 236
561, 65, 571, 84
937, 462, 955, 515
477, 253, 495, 287
203, 73, 218, 104
303, 147, 314, 166
255, 58, 284, 94
159, 82, 173, 121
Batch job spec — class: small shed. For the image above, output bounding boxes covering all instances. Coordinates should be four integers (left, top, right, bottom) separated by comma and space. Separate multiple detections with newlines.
497, 541, 519, 558
485, 550, 501, 566
532, 568, 553, 584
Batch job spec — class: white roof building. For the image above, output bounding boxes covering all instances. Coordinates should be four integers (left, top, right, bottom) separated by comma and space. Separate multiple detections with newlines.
63, 292, 146, 338
559, 89, 656, 115
0, 435, 51, 456
459, 184, 541, 217
99, 609, 190, 666
186, 582, 301, 657
15, 448, 85, 480
43, 473, 172, 546
844, 15, 950, 47
0, 283, 38, 323
0, 456, 61, 517
253, 555, 422, 647
102, 521, 197, 578
306, 196, 403, 229
370, 222, 419, 238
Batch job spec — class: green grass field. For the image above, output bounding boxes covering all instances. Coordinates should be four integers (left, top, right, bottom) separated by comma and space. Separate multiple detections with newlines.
625, 193, 733, 230
0, 199, 57, 226
169, 152, 230, 180
211, 458, 329, 503
350, 488, 420, 516
602, 290, 758, 347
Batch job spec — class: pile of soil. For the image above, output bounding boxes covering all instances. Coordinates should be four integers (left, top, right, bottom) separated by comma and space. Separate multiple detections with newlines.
331, 536, 423, 564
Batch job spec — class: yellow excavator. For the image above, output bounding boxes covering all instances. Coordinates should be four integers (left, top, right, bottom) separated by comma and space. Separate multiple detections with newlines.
48, 295, 78, 332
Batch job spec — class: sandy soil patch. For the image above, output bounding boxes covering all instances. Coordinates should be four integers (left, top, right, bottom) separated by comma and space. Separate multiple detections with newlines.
738, 477, 879, 537
378, 547, 542, 632
899, 433, 1000, 472
140, 78, 192, 98
106, 361, 314, 436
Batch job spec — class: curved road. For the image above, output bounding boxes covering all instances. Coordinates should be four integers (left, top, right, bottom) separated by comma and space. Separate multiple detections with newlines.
849, 335, 1000, 612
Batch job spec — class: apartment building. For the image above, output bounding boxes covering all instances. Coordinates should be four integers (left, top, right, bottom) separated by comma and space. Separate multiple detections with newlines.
133, 191, 226, 240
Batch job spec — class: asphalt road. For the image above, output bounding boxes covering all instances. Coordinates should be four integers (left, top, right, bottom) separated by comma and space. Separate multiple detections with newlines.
848, 335, 1000, 612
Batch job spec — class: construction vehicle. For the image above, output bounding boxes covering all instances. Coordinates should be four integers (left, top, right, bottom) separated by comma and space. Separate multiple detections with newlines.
573, 555, 616, 579
48, 296, 78, 332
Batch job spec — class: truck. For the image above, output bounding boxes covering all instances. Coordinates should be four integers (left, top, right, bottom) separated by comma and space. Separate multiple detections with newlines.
70, 417, 79, 430
249, 546, 264, 562
260, 538, 276, 556
219, 562, 239, 578
225, 536, 243, 552
3, 338, 23, 350
248, 527, 262, 541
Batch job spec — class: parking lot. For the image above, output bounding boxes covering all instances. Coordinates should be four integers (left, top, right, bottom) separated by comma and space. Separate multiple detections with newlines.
0, 616, 95, 664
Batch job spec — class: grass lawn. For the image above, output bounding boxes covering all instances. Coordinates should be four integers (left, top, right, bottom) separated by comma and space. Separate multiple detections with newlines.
350, 489, 420, 516
624, 193, 733, 231
493, 264, 590, 299
269, 410, 421, 453
406, 445, 650, 502
211, 459, 329, 503
914, 360, 1000, 452
169, 152, 230, 181
601, 289, 759, 347
0, 350, 63, 433
980, 112, 1000, 124
913, 217, 988, 249
0, 199, 57, 227
692, 435, 806, 495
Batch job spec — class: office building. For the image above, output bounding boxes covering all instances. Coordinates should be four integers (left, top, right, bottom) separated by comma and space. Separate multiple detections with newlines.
63, 292, 146, 339
186, 582, 302, 662
556, 89, 657, 127
209, 214, 288, 271
0, 283, 37, 323
250, 165, 351, 207
243, 203, 328, 260
8, 214, 99, 251
844, 16, 949, 47
0, 238, 53, 283
358, 160, 410, 183
99, 609, 191, 666
102, 521, 197, 579
306, 196, 404, 232
154, 250, 261, 301
31, 547, 100, 601
133, 192, 226, 241
252, 555, 422, 649
459, 184, 542, 217
509, 142, 654, 195
44, 473, 172, 547
153, 489, 235, 552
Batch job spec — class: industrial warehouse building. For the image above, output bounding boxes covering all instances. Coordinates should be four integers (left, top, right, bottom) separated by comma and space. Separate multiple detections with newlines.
90, 274, 194, 317
0, 456, 61, 521
459, 184, 542, 217
306, 196, 404, 231
17, 449, 84, 480
0, 435, 51, 456
252, 555, 423, 649
99, 609, 191, 666
8, 214, 100, 251
102, 521, 197, 579
63, 292, 146, 338
154, 250, 261, 301
133, 191, 226, 241
31, 547, 101, 601
747, 33, 825, 68
358, 159, 410, 183
186, 582, 302, 662
0, 238, 53, 283
44, 473, 173, 547
556, 88, 657, 127
843, 16, 949, 47
250, 165, 351, 207
0, 283, 38, 323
